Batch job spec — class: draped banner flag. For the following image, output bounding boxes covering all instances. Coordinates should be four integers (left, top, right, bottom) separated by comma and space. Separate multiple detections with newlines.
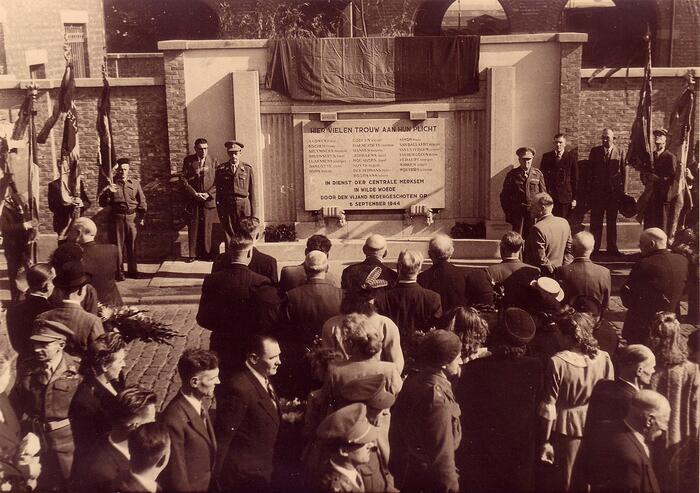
266, 36, 480, 103
666, 83, 695, 238
97, 73, 116, 193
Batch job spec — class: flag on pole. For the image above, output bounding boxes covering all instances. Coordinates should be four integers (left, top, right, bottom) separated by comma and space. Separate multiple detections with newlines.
37, 59, 75, 144
27, 88, 40, 232
97, 72, 115, 193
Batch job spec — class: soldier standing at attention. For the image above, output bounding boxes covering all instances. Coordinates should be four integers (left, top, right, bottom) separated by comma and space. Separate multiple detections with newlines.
500, 147, 547, 240
98, 158, 147, 280
389, 329, 463, 493
13, 320, 82, 490
215, 140, 255, 247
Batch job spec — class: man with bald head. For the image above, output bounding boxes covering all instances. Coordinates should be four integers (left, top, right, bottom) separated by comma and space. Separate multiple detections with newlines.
555, 230, 611, 308
621, 228, 688, 344
585, 344, 656, 435
587, 128, 626, 256
418, 233, 493, 310
341, 234, 397, 292
573, 389, 670, 493
66, 217, 123, 306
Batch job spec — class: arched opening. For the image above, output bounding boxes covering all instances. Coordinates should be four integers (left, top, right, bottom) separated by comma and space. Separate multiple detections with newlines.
562, 0, 657, 68
441, 0, 509, 36
105, 0, 220, 52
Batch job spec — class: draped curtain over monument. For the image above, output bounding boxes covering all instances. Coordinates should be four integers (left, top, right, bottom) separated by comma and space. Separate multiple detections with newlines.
266, 36, 480, 102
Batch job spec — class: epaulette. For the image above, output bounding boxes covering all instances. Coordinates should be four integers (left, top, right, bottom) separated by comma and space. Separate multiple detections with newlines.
430, 383, 450, 406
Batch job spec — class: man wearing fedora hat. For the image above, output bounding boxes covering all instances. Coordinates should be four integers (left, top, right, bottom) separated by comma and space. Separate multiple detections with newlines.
34, 260, 104, 358
13, 319, 82, 490
643, 128, 677, 233
215, 140, 256, 247
98, 157, 147, 280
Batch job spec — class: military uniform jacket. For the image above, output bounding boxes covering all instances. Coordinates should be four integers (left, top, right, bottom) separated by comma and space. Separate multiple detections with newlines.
98, 178, 147, 216
390, 369, 461, 493
540, 149, 578, 204
316, 461, 363, 493
500, 167, 546, 223
181, 154, 217, 210
215, 161, 255, 214
651, 150, 676, 200
13, 354, 82, 423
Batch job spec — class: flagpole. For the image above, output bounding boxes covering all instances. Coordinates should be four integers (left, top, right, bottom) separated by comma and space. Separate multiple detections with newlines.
27, 83, 38, 263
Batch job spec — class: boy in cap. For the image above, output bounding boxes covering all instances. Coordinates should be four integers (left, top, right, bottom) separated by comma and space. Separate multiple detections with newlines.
13, 319, 82, 490
500, 146, 547, 240
98, 157, 147, 279
389, 329, 463, 493
215, 140, 255, 246
315, 403, 380, 492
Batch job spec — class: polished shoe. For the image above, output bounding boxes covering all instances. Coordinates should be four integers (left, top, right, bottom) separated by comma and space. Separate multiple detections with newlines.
607, 248, 623, 257
116, 272, 126, 282
185, 257, 196, 263
126, 271, 141, 279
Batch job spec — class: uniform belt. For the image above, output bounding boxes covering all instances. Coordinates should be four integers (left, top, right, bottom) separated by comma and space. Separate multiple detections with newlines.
233, 194, 248, 199
44, 418, 70, 432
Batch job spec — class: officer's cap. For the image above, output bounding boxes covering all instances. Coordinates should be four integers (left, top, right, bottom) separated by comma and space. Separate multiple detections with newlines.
116, 157, 130, 166
653, 128, 668, 137
30, 319, 73, 343
316, 403, 379, 445
224, 140, 244, 151
339, 374, 395, 410
516, 147, 536, 158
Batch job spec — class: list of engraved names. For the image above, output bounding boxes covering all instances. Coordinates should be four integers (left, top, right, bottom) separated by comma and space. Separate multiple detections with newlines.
303, 118, 445, 210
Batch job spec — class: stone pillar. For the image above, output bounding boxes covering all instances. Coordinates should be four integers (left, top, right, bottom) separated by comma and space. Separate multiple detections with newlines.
558, 40, 583, 149
163, 51, 188, 175
231, 71, 264, 225
485, 65, 516, 240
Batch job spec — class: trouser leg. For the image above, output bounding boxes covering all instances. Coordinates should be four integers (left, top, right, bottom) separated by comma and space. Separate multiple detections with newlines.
605, 203, 619, 251
110, 215, 126, 274
124, 213, 138, 274
590, 202, 604, 251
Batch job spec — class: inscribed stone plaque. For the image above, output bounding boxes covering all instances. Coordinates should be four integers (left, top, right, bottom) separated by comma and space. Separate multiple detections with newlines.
303, 118, 445, 210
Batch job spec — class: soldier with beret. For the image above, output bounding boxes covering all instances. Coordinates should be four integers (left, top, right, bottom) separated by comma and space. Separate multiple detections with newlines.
389, 329, 463, 493
97, 157, 147, 280
12, 319, 82, 490
500, 147, 547, 240
315, 403, 380, 493
215, 140, 255, 247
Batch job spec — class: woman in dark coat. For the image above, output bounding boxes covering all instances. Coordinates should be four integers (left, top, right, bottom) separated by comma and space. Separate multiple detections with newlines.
455, 307, 543, 493
68, 332, 127, 461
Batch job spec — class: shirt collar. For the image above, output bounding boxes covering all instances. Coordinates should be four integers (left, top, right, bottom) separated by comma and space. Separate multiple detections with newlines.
623, 420, 650, 457
619, 377, 639, 391
245, 361, 269, 389
45, 353, 63, 374
130, 471, 159, 493
27, 292, 51, 300
180, 390, 202, 416
62, 299, 82, 306
329, 459, 361, 486
108, 434, 131, 460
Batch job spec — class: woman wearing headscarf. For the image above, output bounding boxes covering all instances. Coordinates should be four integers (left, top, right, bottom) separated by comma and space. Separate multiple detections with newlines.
539, 310, 614, 492
647, 311, 699, 493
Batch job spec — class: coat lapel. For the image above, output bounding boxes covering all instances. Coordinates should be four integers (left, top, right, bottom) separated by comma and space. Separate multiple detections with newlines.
176, 394, 216, 451
622, 429, 659, 493
244, 370, 280, 425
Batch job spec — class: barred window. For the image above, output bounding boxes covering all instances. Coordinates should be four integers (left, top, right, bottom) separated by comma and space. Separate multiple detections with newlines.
64, 23, 90, 77
0, 23, 7, 75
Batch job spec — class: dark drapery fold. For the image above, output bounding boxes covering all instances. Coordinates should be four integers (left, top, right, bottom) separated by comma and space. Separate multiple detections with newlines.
266, 36, 480, 103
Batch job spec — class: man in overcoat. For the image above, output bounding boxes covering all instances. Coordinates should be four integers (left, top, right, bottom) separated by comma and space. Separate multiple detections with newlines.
181, 137, 217, 261
540, 133, 578, 218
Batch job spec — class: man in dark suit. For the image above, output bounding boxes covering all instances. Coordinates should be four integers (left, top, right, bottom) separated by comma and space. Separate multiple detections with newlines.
540, 133, 578, 218
621, 228, 688, 344
47, 174, 90, 242
556, 231, 611, 308
215, 335, 282, 492
587, 128, 626, 255
500, 146, 547, 239
215, 140, 255, 246
375, 250, 442, 341
114, 422, 171, 493
572, 389, 669, 493
418, 233, 493, 310
182, 137, 218, 261
280, 234, 340, 292
212, 216, 278, 284
161, 349, 219, 493
75, 387, 157, 492
342, 234, 398, 292
6, 263, 54, 361
524, 193, 573, 275
66, 217, 123, 306
197, 237, 281, 376
644, 129, 677, 233
34, 260, 104, 358
486, 231, 539, 284
585, 345, 656, 436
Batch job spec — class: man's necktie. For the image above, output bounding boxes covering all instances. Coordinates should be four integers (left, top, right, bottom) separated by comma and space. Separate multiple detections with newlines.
266, 379, 278, 409
200, 408, 216, 444
356, 473, 364, 491
38, 364, 52, 386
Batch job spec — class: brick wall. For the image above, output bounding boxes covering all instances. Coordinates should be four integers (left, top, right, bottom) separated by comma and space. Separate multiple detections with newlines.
579, 73, 696, 197
670, 0, 700, 66
1, 0, 106, 79
106, 54, 165, 78
0, 79, 174, 260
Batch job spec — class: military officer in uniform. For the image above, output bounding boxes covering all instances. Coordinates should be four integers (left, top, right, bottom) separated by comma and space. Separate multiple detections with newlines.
500, 147, 547, 240
12, 319, 82, 490
98, 158, 147, 280
215, 140, 255, 247
389, 329, 463, 493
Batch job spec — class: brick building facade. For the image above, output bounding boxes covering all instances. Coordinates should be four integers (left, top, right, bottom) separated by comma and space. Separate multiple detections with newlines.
0, 0, 106, 79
